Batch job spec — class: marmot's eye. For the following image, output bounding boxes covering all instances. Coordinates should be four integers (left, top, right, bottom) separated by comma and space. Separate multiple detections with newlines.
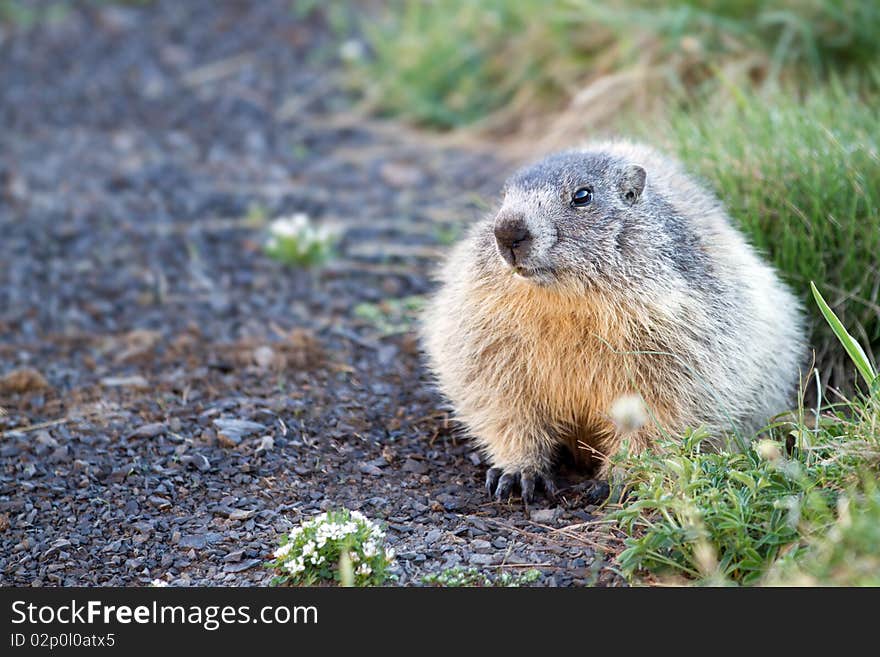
571, 187, 593, 207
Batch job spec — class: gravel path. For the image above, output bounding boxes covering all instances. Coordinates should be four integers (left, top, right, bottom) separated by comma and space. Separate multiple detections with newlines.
0, 0, 622, 586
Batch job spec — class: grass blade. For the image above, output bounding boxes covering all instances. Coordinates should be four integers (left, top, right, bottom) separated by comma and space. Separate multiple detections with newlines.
810, 282, 877, 387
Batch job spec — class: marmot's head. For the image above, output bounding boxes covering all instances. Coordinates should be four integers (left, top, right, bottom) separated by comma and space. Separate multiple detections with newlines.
492, 149, 652, 288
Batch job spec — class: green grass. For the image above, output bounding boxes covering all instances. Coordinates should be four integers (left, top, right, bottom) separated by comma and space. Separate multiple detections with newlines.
0, 0, 155, 27
353, 295, 424, 336
610, 289, 880, 585
653, 83, 880, 387
421, 567, 542, 587
766, 478, 880, 585
352, 0, 880, 129
0, 0, 68, 27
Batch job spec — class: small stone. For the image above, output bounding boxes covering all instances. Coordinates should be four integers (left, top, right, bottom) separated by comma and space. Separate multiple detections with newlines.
358, 462, 384, 477
49, 445, 70, 462
178, 535, 206, 550
468, 553, 494, 565
223, 550, 244, 563
425, 529, 442, 545
34, 431, 58, 450
128, 423, 165, 439
217, 432, 240, 448
224, 558, 262, 573
528, 509, 557, 524
107, 467, 131, 483
402, 458, 428, 475
181, 453, 210, 472
438, 494, 462, 511
214, 419, 265, 447
228, 509, 255, 521
471, 539, 492, 552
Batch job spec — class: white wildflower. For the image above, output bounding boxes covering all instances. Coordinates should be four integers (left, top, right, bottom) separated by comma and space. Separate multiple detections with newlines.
285, 557, 305, 575
339, 39, 365, 62
363, 541, 378, 558
301, 541, 316, 557
349, 551, 360, 563
356, 563, 372, 576
609, 394, 648, 433
756, 439, 782, 462
384, 547, 395, 561
269, 213, 310, 239
273, 543, 293, 559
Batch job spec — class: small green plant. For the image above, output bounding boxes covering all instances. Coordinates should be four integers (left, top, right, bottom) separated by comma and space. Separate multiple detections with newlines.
353, 295, 424, 336
433, 223, 465, 246
244, 203, 268, 228
767, 479, 880, 586
264, 213, 339, 268
610, 281, 880, 585
610, 429, 839, 584
269, 509, 395, 587
421, 566, 542, 587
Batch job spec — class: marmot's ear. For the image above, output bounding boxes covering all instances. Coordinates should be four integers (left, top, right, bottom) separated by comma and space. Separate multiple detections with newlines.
619, 164, 646, 206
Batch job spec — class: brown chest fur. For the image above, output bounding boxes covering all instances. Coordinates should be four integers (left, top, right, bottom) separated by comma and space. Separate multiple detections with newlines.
461, 282, 686, 461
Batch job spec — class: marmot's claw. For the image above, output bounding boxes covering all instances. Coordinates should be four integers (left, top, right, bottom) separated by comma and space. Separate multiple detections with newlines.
489, 468, 557, 505
541, 476, 559, 502
520, 471, 536, 504
494, 472, 518, 501
485, 467, 503, 496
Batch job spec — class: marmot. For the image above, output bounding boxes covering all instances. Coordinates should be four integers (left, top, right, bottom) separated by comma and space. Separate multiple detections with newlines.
420, 140, 806, 503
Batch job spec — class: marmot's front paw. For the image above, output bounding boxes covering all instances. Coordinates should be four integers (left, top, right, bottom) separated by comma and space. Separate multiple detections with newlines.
485, 467, 558, 504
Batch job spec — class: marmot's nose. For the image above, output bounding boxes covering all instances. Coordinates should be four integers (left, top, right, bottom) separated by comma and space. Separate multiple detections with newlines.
494, 217, 533, 265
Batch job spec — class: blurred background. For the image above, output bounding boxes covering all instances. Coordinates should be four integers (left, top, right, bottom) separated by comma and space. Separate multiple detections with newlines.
3, 0, 877, 392
0, 0, 877, 587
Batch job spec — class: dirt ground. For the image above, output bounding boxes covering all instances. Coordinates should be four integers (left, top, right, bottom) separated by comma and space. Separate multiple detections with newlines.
0, 0, 623, 586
